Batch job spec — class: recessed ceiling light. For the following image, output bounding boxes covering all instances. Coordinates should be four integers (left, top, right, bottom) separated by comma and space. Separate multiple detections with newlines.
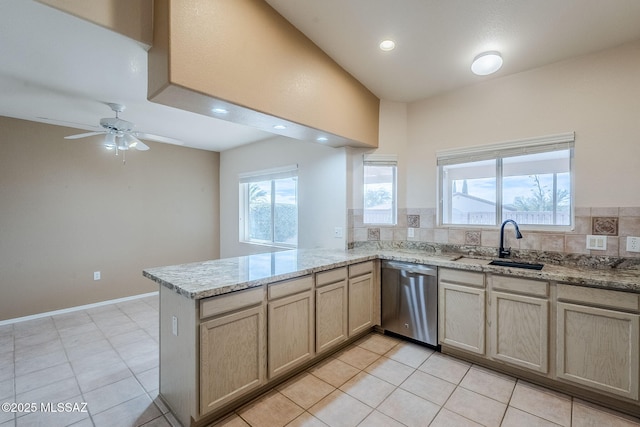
273, 124, 287, 130
316, 136, 328, 142
379, 40, 396, 51
471, 51, 503, 76
211, 107, 228, 114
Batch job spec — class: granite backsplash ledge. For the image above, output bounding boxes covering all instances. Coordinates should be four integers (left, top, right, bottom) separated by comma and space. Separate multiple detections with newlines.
350, 240, 640, 270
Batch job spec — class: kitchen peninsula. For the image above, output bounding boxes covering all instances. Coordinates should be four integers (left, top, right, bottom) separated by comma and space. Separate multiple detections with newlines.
144, 248, 640, 426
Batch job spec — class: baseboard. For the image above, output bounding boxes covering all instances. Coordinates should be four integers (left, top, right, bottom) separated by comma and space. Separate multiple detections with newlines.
0, 291, 159, 326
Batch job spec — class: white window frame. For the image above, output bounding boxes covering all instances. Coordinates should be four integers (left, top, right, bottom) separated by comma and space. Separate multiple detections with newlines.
363, 154, 398, 225
437, 132, 575, 230
239, 164, 298, 248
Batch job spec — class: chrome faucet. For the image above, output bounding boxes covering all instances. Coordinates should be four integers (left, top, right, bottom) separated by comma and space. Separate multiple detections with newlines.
499, 219, 522, 258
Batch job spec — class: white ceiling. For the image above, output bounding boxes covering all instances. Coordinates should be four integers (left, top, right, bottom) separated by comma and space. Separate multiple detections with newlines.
267, 0, 640, 102
1, 0, 640, 152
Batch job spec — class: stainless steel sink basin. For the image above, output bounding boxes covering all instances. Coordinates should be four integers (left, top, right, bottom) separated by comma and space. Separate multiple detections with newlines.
488, 260, 544, 270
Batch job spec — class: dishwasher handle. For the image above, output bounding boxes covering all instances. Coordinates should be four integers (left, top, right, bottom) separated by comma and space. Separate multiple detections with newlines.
382, 261, 437, 276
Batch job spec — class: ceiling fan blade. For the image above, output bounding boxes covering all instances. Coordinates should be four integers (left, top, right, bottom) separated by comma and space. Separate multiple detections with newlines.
134, 140, 150, 151
134, 132, 184, 146
64, 131, 105, 139
125, 134, 150, 151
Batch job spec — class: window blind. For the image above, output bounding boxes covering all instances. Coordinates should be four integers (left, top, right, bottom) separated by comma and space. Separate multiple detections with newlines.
238, 164, 298, 183
436, 132, 574, 166
364, 153, 398, 166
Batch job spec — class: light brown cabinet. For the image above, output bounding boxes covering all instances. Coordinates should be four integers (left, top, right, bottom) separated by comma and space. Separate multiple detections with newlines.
438, 268, 486, 355
556, 284, 639, 400
267, 276, 314, 378
199, 288, 266, 416
161, 262, 379, 426
315, 267, 348, 354
348, 261, 374, 336
488, 275, 549, 373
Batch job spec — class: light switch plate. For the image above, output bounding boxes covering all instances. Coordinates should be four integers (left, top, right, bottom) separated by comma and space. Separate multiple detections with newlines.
586, 235, 607, 250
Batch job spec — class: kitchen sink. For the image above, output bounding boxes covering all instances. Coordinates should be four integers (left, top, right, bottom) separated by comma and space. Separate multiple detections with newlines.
488, 260, 544, 270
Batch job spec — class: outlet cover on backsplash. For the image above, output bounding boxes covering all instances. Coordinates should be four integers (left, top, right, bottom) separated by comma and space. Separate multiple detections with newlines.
586, 235, 607, 250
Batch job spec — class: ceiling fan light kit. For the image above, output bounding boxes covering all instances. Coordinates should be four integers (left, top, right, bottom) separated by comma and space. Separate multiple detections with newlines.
64, 103, 155, 162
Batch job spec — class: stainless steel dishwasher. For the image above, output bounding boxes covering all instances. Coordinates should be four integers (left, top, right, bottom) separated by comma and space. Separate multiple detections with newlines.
381, 261, 438, 347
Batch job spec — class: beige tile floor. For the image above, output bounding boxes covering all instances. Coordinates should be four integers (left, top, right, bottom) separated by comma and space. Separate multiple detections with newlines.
1, 295, 639, 427
0, 295, 172, 427
218, 334, 640, 427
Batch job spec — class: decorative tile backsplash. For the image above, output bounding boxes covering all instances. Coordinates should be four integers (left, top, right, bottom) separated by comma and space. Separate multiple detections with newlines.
348, 207, 640, 258
465, 231, 481, 246
592, 217, 618, 235
367, 228, 380, 241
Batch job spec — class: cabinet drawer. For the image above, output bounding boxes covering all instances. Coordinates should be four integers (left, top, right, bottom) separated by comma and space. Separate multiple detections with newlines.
491, 275, 549, 297
200, 287, 264, 319
268, 275, 313, 300
349, 261, 374, 278
557, 284, 640, 312
316, 267, 347, 287
439, 268, 485, 288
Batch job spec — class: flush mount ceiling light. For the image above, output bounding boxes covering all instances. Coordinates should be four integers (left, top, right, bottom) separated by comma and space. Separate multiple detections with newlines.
211, 107, 228, 114
379, 40, 396, 51
316, 136, 328, 143
273, 124, 287, 130
471, 51, 503, 76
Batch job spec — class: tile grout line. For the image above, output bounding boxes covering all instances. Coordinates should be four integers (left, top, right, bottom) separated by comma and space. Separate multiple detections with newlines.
57, 310, 99, 427
84, 304, 162, 423
53, 304, 157, 425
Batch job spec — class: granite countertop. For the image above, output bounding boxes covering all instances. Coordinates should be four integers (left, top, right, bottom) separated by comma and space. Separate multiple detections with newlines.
143, 248, 640, 300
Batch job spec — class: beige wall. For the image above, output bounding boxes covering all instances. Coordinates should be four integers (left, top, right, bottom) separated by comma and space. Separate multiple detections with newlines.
149, 0, 379, 148
0, 117, 219, 320
405, 41, 640, 209
350, 41, 640, 257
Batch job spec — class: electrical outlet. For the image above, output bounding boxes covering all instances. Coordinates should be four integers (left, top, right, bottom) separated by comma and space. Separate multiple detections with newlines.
407, 228, 415, 238
586, 235, 607, 250
334, 227, 343, 238
627, 236, 640, 253
93, 271, 101, 281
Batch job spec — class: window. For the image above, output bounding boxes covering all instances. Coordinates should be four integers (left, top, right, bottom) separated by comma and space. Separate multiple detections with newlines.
364, 155, 397, 225
239, 165, 298, 247
438, 133, 574, 228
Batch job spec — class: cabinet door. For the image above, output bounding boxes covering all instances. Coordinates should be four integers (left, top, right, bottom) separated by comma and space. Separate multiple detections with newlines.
200, 305, 265, 415
556, 302, 639, 400
348, 273, 373, 336
439, 282, 485, 355
268, 291, 314, 378
316, 280, 348, 354
490, 291, 548, 373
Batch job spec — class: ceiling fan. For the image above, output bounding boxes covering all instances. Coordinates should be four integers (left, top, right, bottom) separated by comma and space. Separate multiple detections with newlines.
64, 103, 181, 153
